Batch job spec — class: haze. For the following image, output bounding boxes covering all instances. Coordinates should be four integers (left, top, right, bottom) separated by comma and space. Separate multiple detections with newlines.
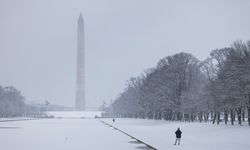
0, 0, 250, 107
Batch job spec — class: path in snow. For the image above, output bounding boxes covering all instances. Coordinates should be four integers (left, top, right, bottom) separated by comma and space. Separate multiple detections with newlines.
101, 120, 157, 150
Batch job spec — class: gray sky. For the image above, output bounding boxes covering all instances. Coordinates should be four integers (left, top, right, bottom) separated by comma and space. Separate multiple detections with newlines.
1, 0, 250, 107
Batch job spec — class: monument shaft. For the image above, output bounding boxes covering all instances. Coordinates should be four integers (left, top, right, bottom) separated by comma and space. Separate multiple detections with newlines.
76, 14, 85, 110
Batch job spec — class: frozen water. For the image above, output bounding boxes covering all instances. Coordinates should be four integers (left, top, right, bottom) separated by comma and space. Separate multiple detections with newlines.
0, 118, 135, 150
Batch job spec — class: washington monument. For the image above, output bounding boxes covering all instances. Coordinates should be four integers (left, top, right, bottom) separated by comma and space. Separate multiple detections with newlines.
76, 13, 85, 110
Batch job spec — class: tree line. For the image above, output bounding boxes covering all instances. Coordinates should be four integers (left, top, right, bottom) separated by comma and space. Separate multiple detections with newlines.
112, 40, 250, 126
0, 86, 25, 117
0, 85, 49, 118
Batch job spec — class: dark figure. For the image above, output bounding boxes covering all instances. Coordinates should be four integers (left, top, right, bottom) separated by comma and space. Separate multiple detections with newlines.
112, 118, 115, 123
174, 128, 182, 145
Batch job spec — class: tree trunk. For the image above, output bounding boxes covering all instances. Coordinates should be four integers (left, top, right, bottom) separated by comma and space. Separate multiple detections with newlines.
187, 113, 190, 122
163, 112, 166, 120
171, 112, 175, 121
236, 107, 242, 125
198, 112, 202, 122
247, 107, 250, 126
204, 112, 207, 122
242, 108, 245, 122
176, 112, 180, 121
191, 113, 195, 122
217, 112, 220, 124
232, 109, 235, 125
212, 111, 216, 124
204, 112, 209, 122
224, 110, 228, 125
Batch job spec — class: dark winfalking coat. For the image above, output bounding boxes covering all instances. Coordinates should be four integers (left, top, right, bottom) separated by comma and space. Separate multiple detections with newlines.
175, 129, 182, 138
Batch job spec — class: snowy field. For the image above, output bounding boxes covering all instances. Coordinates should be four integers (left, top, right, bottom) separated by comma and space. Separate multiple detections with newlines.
0, 118, 135, 150
48, 111, 102, 118
103, 118, 250, 150
0, 112, 249, 150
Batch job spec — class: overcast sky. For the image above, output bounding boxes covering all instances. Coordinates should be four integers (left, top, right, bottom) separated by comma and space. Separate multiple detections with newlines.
0, 0, 250, 107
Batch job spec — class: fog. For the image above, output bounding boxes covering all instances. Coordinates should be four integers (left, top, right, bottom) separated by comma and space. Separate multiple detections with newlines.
0, 0, 250, 107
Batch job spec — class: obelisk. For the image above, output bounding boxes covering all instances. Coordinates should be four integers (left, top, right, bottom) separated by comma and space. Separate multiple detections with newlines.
76, 13, 85, 110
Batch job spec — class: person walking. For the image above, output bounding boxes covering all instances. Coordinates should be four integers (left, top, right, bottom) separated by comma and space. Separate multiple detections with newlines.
112, 118, 115, 123
174, 128, 182, 145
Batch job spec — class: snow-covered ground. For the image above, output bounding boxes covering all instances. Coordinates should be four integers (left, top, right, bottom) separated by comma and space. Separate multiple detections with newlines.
0, 112, 249, 150
103, 118, 250, 150
0, 118, 135, 150
48, 111, 102, 118
0, 117, 33, 122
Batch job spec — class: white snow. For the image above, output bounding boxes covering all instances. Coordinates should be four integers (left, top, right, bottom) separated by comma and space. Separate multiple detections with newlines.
103, 118, 250, 150
0, 112, 249, 150
0, 117, 33, 122
0, 118, 135, 150
48, 111, 102, 118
